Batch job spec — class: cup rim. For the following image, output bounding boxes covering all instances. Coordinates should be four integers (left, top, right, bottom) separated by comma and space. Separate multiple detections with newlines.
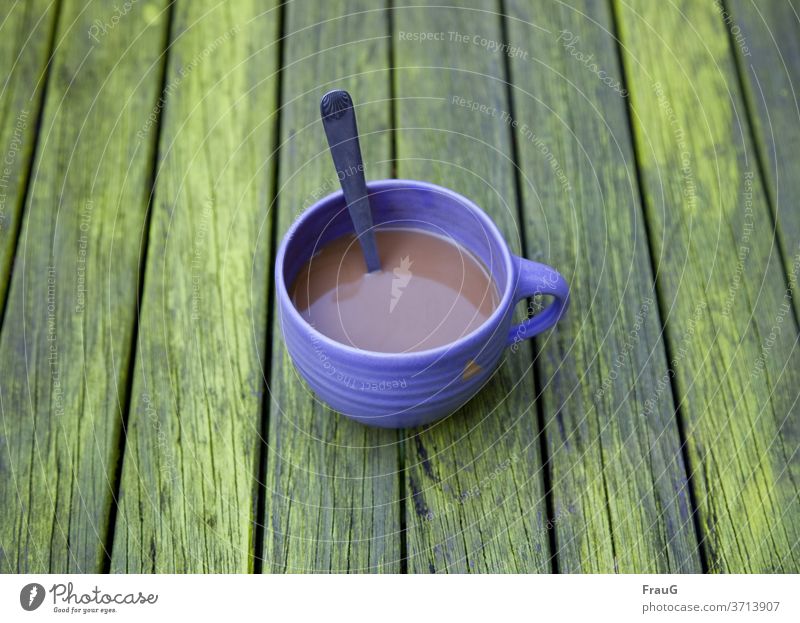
275, 178, 516, 360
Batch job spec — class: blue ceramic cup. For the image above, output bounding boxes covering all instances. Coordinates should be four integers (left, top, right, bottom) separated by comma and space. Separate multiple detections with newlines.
276, 179, 569, 428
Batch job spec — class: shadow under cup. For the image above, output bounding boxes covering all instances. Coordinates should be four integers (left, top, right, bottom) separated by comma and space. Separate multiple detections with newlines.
276, 179, 569, 428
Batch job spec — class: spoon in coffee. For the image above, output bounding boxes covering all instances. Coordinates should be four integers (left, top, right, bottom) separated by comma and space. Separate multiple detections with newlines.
320, 89, 381, 272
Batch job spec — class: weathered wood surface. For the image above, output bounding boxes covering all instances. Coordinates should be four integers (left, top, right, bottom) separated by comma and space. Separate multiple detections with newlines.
0, 0, 797, 573
727, 0, 800, 303
616, 0, 800, 572
505, 0, 700, 572
110, 0, 281, 572
394, 0, 550, 573
0, 0, 60, 319
0, 0, 170, 572
260, 0, 401, 573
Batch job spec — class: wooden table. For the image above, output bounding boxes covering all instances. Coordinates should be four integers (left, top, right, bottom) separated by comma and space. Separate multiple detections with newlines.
1, 0, 798, 573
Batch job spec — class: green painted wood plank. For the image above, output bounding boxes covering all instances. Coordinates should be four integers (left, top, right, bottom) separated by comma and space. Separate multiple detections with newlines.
727, 0, 800, 304
0, 0, 170, 573
110, 0, 281, 572
616, 0, 800, 572
504, 0, 701, 572
261, 0, 400, 573
394, 0, 550, 573
0, 0, 60, 315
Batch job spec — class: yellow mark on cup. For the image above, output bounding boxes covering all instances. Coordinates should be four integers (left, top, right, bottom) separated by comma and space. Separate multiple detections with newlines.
462, 360, 482, 381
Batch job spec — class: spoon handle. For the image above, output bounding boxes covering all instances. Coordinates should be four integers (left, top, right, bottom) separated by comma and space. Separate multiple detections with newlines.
320, 90, 381, 272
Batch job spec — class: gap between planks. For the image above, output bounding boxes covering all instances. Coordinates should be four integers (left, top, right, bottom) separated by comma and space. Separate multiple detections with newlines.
102, 0, 178, 573
719, 0, 800, 333
498, 0, 560, 573
253, 0, 288, 575
0, 0, 64, 336
386, 0, 410, 575
606, 0, 710, 573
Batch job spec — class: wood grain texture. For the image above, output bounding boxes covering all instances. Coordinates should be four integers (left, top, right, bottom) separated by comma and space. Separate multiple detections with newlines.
0, 0, 169, 572
394, 0, 550, 572
727, 0, 800, 303
505, 0, 701, 572
260, 0, 401, 573
0, 0, 60, 315
616, 0, 800, 572
110, 0, 281, 572
1, 0, 797, 575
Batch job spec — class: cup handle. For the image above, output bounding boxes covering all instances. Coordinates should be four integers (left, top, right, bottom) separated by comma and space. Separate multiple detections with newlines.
507, 255, 570, 347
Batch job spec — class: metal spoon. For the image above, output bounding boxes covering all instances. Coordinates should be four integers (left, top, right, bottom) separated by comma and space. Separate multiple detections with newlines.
319, 89, 381, 272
